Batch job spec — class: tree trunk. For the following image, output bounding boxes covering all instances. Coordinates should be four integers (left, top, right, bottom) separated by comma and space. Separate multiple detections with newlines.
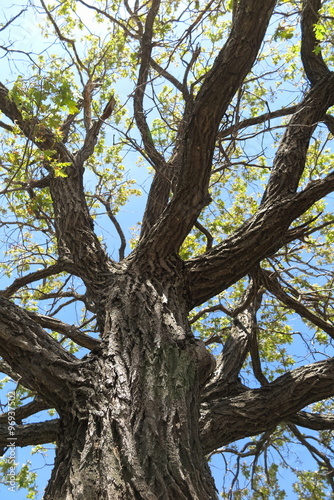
44, 263, 217, 500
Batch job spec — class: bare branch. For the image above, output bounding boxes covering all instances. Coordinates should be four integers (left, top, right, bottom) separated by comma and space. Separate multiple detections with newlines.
0, 261, 67, 298
257, 267, 334, 340
27, 311, 100, 351
0, 8, 27, 33
40, 0, 87, 71
190, 304, 232, 325
76, 94, 116, 164
149, 57, 186, 96
96, 196, 126, 261
76, 0, 138, 39
288, 423, 334, 489
218, 104, 299, 140
0, 119, 14, 132
194, 221, 214, 252
133, 0, 166, 169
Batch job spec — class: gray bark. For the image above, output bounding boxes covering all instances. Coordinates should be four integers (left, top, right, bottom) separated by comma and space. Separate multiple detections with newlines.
43, 266, 218, 500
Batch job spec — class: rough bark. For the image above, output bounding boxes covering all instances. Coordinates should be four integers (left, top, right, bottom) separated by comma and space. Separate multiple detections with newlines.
43, 264, 218, 500
200, 358, 334, 454
0, 297, 80, 408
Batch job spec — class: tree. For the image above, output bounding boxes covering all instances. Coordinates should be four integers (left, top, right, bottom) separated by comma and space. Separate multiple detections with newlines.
1, 0, 334, 498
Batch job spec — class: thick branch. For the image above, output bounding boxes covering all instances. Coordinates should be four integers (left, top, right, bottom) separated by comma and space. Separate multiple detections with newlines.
0, 399, 50, 425
186, 73, 334, 308
0, 297, 80, 408
262, 73, 334, 203
202, 282, 262, 401
139, 165, 173, 239
49, 172, 112, 289
0, 420, 59, 449
0, 359, 20, 381
136, 0, 277, 259
187, 172, 334, 307
202, 316, 250, 401
288, 410, 334, 431
200, 357, 334, 453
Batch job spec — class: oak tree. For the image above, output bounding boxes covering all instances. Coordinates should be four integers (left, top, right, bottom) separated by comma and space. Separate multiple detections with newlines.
1, 0, 334, 498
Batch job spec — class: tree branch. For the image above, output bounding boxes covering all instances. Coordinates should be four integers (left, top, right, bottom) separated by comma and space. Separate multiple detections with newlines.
27, 311, 100, 350
0, 261, 67, 298
0, 82, 74, 161
76, 0, 138, 40
288, 410, 334, 431
301, 0, 330, 85
133, 0, 166, 169
194, 221, 214, 252
0, 9, 27, 33
200, 357, 334, 454
287, 422, 334, 488
202, 281, 266, 403
0, 81, 113, 291
0, 359, 20, 381
186, 73, 334, 308
218, 104, 299, 140
202, 315, 250, 401
95, 195, 126, 261
136, 0, 277, 260
0, 420, 59, 450
0, 297, 80, 409
262, 73, 334, 204
76, 94, 116, 164
149, 57, 186, 96
256, 267, 334, 340
40, 0, 87, 71
0, 398, 50, 425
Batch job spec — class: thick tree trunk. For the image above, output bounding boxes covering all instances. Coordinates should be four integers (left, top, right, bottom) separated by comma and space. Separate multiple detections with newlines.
44, 264, 217, 500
